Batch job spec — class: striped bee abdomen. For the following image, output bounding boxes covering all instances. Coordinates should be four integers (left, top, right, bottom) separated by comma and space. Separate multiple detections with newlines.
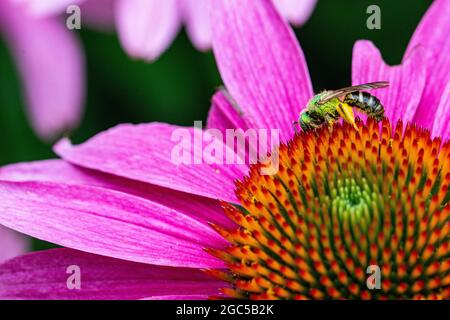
344, 91, 385, 120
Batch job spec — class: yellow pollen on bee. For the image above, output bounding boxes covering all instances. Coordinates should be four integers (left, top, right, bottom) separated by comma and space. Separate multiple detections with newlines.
336, 102, 359, 132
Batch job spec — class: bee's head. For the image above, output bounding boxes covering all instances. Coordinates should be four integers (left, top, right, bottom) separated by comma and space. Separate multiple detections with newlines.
299, 111, 315, 131
310, 94, 322, 105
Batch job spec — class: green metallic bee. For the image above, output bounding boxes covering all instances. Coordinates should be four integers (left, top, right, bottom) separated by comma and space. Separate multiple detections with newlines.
294, 81, 389, 132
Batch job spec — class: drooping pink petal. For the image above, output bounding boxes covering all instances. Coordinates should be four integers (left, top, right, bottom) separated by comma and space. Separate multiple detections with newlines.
432, 82, 450, 141
0, 226, 28, 263
207, 90, 250, 133
272, 0, 317, 25
352, 40, 426, 125
0, 248, 224, 300
13, 0, 86, 16
404, 0, 450, 129
0, 0, 85, 140
211, 0, 313, 141
54, 123, 246, 203
0, 180, 226, 268
181, 0, 211, 51
206, 91, 267, 166
0, 159, 235, 228
115, 0, 181, 61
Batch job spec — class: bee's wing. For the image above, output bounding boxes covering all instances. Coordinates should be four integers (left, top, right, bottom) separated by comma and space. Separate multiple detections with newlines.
318, 81, 389, 104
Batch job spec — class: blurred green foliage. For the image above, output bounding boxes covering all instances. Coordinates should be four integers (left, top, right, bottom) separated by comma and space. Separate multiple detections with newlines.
0, 0, 432, 251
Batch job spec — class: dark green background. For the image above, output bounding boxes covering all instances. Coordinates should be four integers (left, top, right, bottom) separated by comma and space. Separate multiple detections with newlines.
0, 0, 432, 250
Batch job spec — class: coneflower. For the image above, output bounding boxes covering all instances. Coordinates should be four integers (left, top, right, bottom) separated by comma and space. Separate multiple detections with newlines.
0, 0, 447, 300
207, 119, 449, 300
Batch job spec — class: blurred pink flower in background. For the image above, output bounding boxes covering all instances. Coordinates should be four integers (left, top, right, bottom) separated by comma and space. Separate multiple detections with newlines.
0, 0, 85, 140
0, 0, 447, 299
18, 0, 318, 60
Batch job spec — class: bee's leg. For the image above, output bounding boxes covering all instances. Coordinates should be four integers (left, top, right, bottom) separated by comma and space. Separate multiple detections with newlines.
324, 115, 336, 133
292, 121, 299, 134
337, 103, 359, 132
324, 116, 335, 127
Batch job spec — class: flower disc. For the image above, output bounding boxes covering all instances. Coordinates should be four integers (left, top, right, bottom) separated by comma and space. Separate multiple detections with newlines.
207, 119, 449, 299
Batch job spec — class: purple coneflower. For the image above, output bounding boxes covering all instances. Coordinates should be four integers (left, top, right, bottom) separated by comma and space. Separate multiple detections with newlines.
0, 0, 84, 140
0, 0, 448, 299
18, 0, 317, 60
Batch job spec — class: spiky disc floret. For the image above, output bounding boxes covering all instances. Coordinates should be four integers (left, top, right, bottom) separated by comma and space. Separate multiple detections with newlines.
207, 119, 449, 300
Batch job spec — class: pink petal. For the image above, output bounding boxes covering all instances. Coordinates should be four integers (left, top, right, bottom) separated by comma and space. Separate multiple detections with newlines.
206, 91, 266, 166
145, 295, 208, 300
79, 0, 115, 31
352, 40, 426, 125
0, 248, 223, 299
272, 0, 317, 25
115, 0, 181, 61
432, 82, 450, 141
0, 160, 235, 228
0, 226, 28, 263
181, 0, 211, 50
54, 123, 245, 203
405, 0, 450, 129
211, 0, 313, 141
13, 0, 86, 16
0, 180, 226, 268
207, 90, 250, 133
0, 0, 85, 140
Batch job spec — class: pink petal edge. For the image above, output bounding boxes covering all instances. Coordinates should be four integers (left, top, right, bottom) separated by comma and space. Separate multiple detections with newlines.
431, 82, 450, 141
272, 0, 318, 26
54, 123, 246, 203
0, 159, 235, 228
207, 90, 251, 133
0, 180, 226, 269
405, 0, 450, 129
181, 0, 211, 51
0, 248, 224, 300
115, 0, 181, 61
352, 40, 426, 126
211, 0, 313, 141
13, 0, 86, 17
